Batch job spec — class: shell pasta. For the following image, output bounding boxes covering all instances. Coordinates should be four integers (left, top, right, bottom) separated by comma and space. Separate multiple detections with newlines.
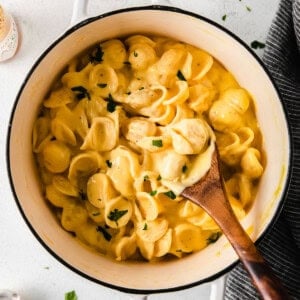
32, 35, 264, 261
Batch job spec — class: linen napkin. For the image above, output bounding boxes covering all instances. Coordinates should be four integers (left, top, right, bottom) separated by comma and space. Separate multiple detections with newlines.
224, 0, 300, 299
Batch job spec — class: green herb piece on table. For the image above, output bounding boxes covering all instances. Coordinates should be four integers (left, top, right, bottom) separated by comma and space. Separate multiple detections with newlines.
65, 290, 78, 300
71, 86, 90, 100
96, 226, 112, 241
152, 139, 163, 147
246, 6, 252, 11
207, 232, 221, 245
250, 40, 266, 49
108, 209, 128, 225
222, 14, 227, 21
164, 190, 176, 200
176, 70, 186, 81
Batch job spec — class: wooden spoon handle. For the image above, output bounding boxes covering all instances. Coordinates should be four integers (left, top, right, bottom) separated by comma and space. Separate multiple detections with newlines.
201, 188, 289, 300
219, 201, 289, 300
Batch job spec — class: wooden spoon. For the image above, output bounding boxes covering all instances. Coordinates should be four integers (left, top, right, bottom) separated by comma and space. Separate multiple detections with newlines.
181, 149, 290, 300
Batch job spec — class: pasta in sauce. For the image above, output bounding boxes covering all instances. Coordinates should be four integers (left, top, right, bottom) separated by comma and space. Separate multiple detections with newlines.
32, 35, 264, 261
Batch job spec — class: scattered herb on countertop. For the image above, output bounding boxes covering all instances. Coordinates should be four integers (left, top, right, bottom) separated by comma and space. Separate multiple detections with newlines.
222, 14, 227, 21
90, 45, 104, 63
108, 209, 128, 225
251, 40, 266, 49
65, 290, 78, 300
71, 86, 90, 100
207, 232, 222, 245
152, 139, 163, 147
246, 6, 252, 12
176, 70, 186, 81
96, 225, 112, 241
164, 190, 176, 200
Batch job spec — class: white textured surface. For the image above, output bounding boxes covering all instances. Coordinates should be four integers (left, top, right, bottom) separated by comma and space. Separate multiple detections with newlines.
0, 0, 279, 299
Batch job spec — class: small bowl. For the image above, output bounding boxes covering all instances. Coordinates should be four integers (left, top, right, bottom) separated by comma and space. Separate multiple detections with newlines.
7, 6, 291, 294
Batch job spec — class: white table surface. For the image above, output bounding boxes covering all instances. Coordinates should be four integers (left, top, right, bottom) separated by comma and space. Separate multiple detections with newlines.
0, 0, 280, 299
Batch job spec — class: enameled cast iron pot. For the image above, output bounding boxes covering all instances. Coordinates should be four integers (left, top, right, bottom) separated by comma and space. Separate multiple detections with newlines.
7, 2, 292, 295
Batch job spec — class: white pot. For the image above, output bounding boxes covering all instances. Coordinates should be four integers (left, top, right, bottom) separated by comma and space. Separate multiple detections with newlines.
7, 4, 291, 295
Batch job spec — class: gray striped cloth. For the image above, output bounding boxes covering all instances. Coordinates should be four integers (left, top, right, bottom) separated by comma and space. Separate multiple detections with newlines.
224, 0, 300, 299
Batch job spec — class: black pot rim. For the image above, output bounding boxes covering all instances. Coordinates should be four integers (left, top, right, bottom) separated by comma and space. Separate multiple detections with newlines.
6, 4, 293, 296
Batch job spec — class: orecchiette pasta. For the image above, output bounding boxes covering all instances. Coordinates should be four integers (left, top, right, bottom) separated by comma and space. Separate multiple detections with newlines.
33, 34, 265, 261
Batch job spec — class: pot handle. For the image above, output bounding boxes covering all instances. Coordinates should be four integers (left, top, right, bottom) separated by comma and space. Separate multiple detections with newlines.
70, 0, 88, 26
69, 0, 174, 27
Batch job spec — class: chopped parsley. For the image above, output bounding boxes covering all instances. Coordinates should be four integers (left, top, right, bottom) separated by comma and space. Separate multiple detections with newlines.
143, 175, 149, 181
125, 91, 131, 95
246, 6, 251, 11
90, 45, 104, 63
92, 212, 101, 216
106, 159, 112, 168
108, 209, 128, 225
176, 70, 186, 81
96, 225, 112, 241
71, 86, 90, 100
182, 165, 188, 173
222, 14, 227, 21
152, 139, 163, 147
157, 174, 162, 181
79, 191, 87, 201
250, 40, 266, 49
134, 51, 138, 57
106, 94, 118, 113
139, 87, 145, 90
149, 190, 157, 196
97, 83, 107, 88
143, 223, 148, 230
164, 190, 176, 200
65, 290, 78, 300
207, 232, 221, 245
